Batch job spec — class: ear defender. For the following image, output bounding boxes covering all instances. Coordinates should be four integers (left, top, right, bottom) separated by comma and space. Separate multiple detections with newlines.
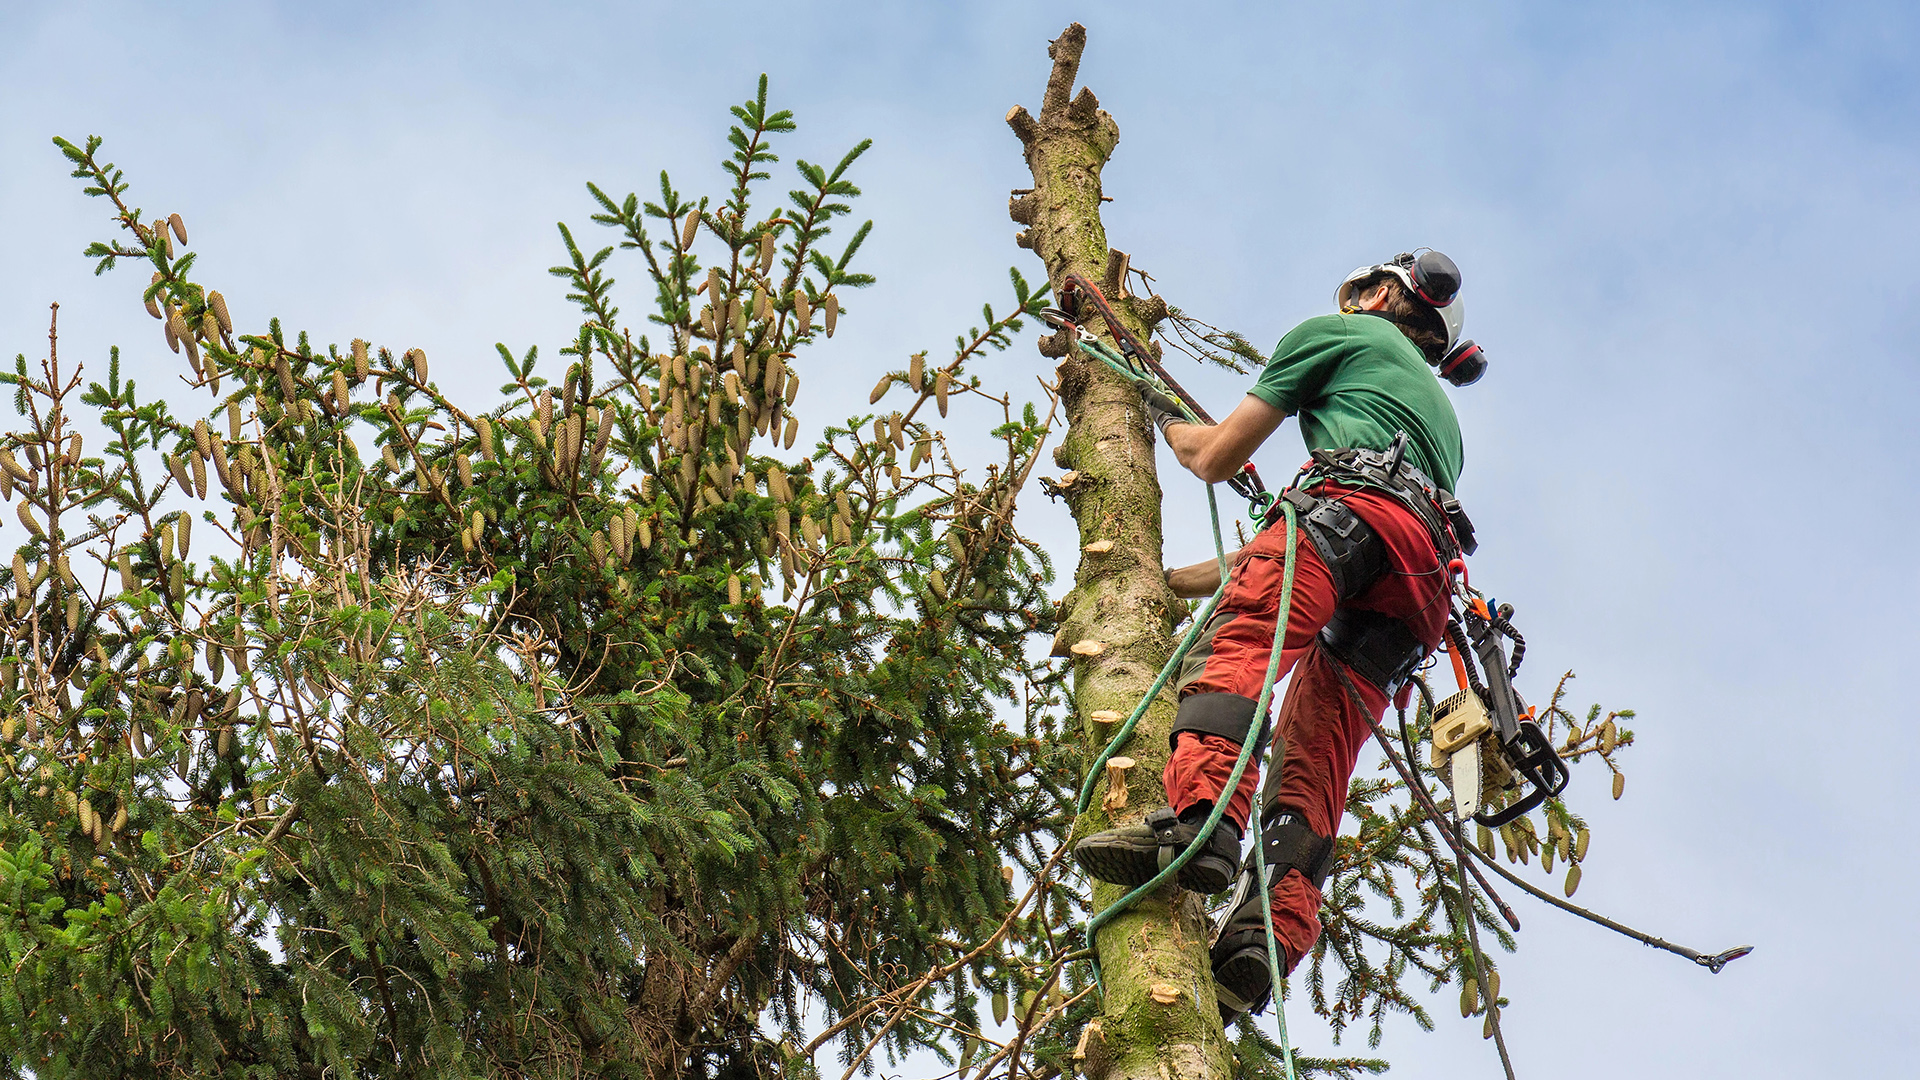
1437, 339, 1487, 387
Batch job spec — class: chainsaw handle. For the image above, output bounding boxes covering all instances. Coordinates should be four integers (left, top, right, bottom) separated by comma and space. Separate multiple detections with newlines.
1463, 610, 1571, 827
1473, 786, 1546, 829
1471, 719, 1570, 828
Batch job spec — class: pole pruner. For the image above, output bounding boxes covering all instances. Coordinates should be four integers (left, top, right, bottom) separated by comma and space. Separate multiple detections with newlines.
1041, 273, 1273, 520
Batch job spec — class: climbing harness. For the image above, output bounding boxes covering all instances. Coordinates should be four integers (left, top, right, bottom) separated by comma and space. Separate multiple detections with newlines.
1319, 606, 1427, 696
1275, 487, 1388, 601
1294, 437, 1477, 559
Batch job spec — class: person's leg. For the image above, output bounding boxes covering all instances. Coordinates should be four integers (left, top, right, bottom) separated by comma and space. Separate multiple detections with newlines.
1209, 491, 1449, 1016
1265, 646, 1386, 962
1073, 522, 1338, 895
1160, 524, 1340, 833
1209, 645, 1386, 1014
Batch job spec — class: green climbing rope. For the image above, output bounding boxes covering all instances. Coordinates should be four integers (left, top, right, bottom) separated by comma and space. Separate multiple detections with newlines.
1069, 464, 1302, 1080
1248, 533, 1302, 1080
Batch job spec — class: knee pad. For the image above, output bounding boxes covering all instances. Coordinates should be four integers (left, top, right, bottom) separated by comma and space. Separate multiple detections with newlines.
1169, 692, 1270, 752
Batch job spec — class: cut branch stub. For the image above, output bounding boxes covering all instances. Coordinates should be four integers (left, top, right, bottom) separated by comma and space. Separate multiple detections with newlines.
1066, 86, 1103, 125
1135, 294, 1169, 328
1103, 248, 1131, 299
1102, 756, 1135, 812
1006, 105, 1041, 147
1074, 1020, 1104, 1062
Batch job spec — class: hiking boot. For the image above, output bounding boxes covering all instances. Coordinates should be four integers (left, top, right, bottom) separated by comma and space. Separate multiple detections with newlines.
1209, 870, 1275, 1022
1072, 806, 1241, 895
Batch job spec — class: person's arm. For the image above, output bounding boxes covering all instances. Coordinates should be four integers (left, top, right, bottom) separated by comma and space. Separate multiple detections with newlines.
1146, 395, 1283, 593
1160, 394, 1290, 484
1166, 553, 1238, 598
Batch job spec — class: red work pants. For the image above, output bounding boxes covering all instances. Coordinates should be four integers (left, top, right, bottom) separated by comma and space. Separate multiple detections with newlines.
1161, 482, 1449, 972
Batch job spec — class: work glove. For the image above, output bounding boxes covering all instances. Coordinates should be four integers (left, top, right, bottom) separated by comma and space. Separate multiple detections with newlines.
1140, 384, 1188, 434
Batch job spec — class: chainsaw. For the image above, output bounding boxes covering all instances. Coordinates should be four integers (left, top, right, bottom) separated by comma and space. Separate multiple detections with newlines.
1428, 594, 1570, 827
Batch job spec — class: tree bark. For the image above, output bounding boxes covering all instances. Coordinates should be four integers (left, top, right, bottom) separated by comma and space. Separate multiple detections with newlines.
1009, 24, 1236, 1080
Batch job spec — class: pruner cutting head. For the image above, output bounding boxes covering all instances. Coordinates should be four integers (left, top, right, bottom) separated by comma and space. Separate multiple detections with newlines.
1039, 307, 1082, 334
1695, 945, 1754, 974
1040, 307, 1103, 351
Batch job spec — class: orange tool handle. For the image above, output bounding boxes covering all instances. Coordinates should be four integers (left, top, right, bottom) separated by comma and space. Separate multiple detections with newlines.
1447, 638, 1470, 691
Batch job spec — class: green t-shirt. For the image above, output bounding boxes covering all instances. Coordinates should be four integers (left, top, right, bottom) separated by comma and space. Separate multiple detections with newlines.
1248, 312, 1464, 492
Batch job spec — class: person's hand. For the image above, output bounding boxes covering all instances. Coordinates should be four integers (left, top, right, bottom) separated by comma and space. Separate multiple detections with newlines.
1141, 384, 1187, 433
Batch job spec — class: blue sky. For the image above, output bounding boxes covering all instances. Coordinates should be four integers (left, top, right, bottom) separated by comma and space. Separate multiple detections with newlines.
4, 2, 1917, 1076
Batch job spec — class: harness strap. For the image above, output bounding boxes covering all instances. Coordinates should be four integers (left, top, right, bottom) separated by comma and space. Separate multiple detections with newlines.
1169, 691, 1271, 752
1256, 804, 1337, 893
1319, 608, 1428, 696
1280, 488, 1389, 601
1304, 441, 1477, 558
1143, 807, 1192, 876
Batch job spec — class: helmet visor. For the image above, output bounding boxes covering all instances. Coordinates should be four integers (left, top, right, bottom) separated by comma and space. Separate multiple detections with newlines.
1435, 295, 1464, 351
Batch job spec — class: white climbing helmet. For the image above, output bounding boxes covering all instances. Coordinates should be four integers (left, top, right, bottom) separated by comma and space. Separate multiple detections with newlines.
1335, 249, 1465, 353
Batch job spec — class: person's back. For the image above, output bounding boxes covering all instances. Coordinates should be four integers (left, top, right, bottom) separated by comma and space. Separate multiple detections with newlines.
1252, 310, 1463, 493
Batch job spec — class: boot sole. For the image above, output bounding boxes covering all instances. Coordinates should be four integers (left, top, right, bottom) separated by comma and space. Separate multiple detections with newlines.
1212, 943, 1273, 1017
1072, 834, 1235, 894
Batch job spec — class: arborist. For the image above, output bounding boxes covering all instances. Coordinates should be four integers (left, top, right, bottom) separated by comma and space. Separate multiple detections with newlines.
1071, 250, 1486, 1019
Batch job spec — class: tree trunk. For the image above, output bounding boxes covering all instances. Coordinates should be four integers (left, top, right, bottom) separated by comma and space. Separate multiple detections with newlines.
1008, 24, 1236, 1080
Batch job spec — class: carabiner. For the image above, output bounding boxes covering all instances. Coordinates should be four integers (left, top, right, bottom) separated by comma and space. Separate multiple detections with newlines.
1038, 307, 1081, 332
